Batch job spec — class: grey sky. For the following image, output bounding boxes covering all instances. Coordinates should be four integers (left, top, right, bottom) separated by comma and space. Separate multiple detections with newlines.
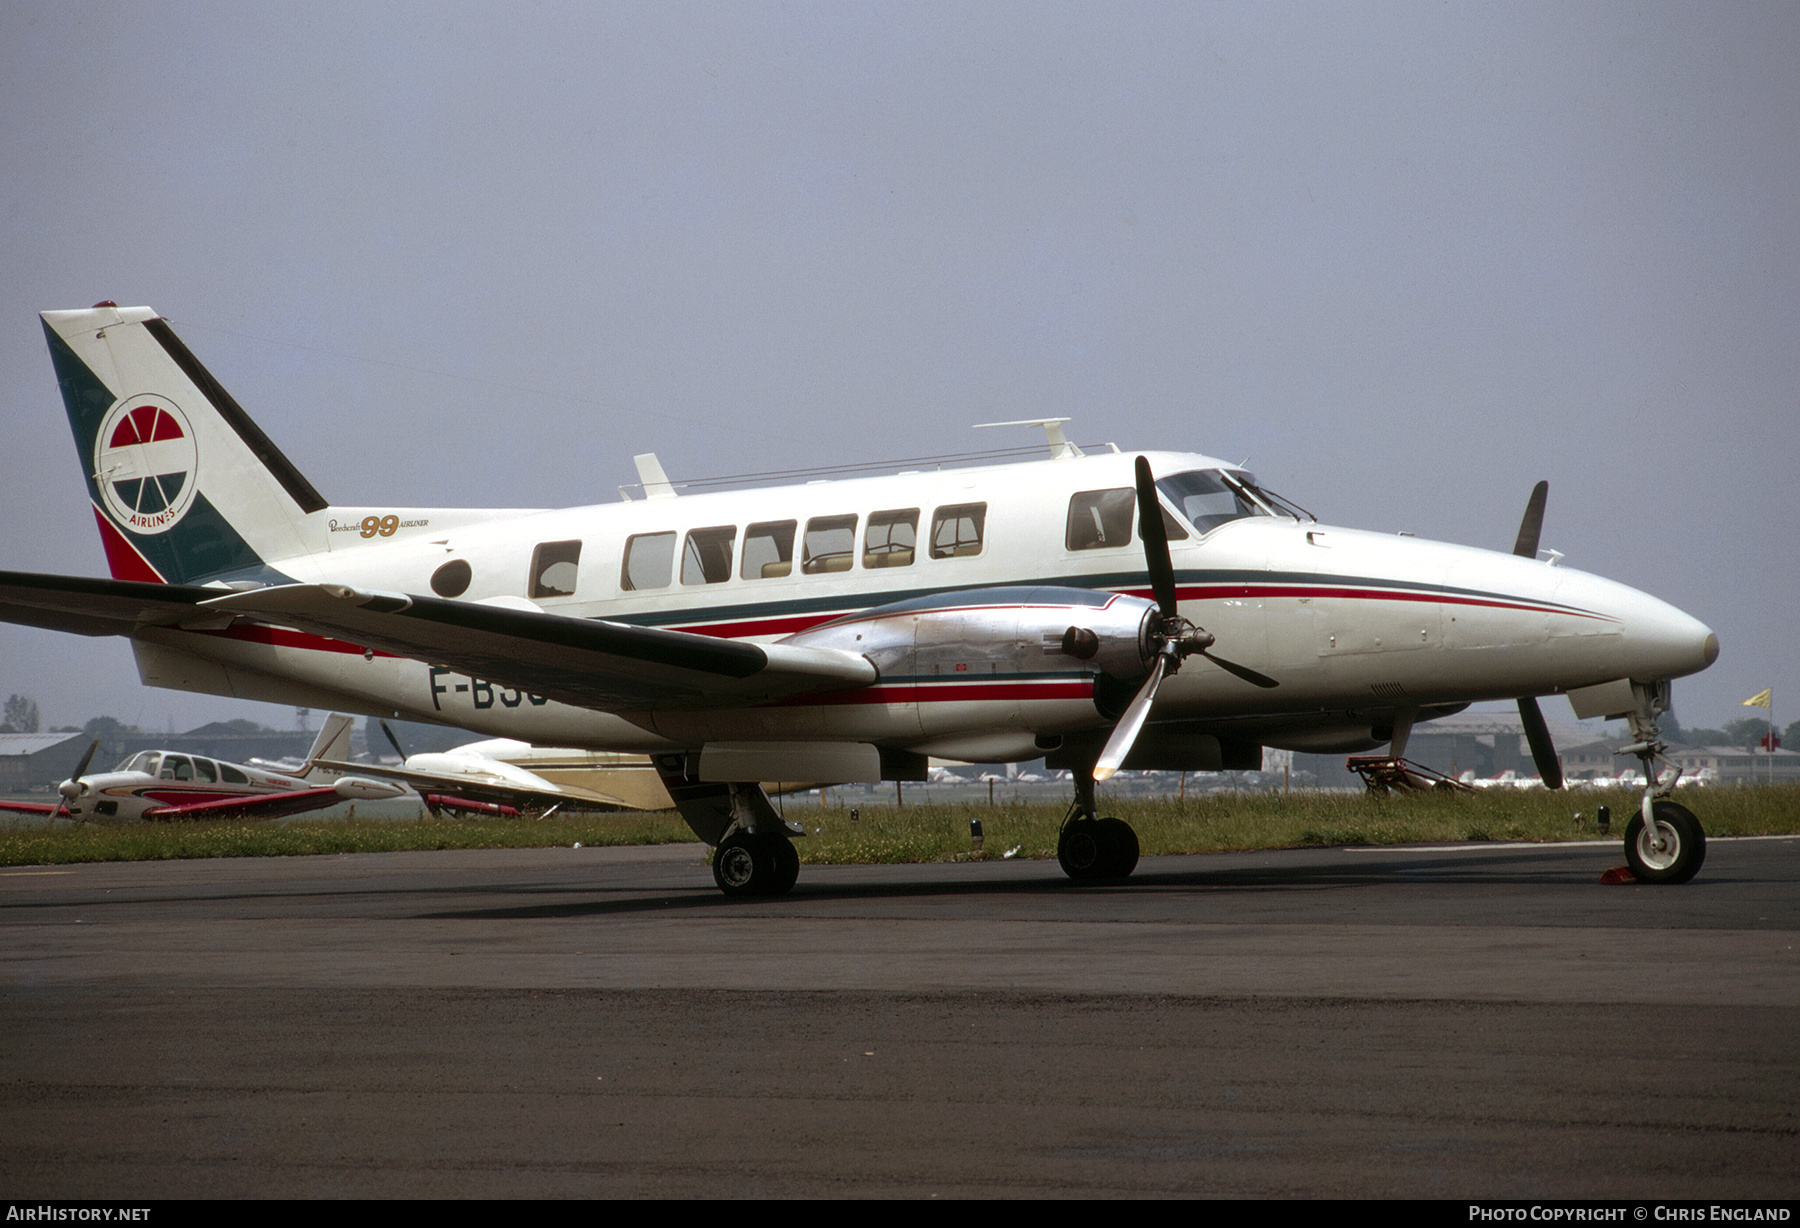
2, 2, 1794, 736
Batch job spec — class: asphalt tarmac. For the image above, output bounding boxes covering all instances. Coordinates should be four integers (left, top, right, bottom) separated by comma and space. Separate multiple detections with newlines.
1, 835, 1796, 1198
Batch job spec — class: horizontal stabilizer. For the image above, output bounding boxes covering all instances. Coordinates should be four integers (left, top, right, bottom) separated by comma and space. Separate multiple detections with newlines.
0, 570, 229, 637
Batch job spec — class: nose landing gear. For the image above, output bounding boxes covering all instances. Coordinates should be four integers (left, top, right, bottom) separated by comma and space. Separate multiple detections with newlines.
1619, 682, 1706, 885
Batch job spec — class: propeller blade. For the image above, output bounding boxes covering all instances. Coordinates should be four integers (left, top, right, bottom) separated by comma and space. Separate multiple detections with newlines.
1199, 650, 1280, 689
1094, 654, 1166, 782
1512, 480, 1548, 559
57, 738, 102, 805
1518, 695, 1564, 789
380, 720, 408, 761
1134, 456, 1179, 619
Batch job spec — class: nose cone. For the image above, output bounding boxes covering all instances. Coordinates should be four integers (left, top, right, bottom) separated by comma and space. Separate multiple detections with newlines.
1580, 574, 1718, 682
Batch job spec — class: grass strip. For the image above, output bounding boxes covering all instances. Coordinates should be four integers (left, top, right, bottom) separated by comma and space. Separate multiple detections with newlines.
1, 784, 1794, 868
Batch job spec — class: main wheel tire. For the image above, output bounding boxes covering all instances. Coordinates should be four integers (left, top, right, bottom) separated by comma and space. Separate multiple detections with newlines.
769, 834, 800, 895
712, 831, 800, 897
1058, 819, 1107, 880
1624, 801, 1706, 885
1097, 817, 1139, 878
712, 832, 767, 896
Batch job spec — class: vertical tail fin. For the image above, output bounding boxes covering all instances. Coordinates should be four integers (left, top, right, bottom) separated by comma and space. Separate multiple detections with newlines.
300, 712, 359, 781
41, 305, 327, 585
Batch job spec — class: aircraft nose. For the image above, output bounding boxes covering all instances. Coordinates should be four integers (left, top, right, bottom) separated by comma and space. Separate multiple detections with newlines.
1624, 595, 1718, 681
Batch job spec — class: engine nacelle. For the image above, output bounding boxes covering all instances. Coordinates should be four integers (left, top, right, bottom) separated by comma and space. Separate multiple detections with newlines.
781, 585, 1158, 687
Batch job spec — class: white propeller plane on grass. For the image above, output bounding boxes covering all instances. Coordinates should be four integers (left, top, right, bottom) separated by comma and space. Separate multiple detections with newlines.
1, 714, 408, 823
0, 304, 1719, 891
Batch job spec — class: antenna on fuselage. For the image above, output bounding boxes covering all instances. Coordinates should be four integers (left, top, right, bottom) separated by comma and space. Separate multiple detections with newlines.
972, 418, 1083, 459
633, 453, 678, 499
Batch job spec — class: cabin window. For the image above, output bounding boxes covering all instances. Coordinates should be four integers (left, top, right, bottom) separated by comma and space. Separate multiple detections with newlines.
431, 558, 472, 598
159, 755, 194, 782
529, 540, 583, 598
864, 509, 918, 568
741, 520, 797, 580
220, 764, 248, 784
929, 503, 986, 559
1066, 489, 1135, 550
193, 758, 218, 783
682, 526, 737, 585
621, 532, 675, 591
802, 515, 858, 574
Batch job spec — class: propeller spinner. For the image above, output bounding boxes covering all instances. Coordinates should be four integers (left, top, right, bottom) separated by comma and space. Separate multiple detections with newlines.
54, 738, 101, 819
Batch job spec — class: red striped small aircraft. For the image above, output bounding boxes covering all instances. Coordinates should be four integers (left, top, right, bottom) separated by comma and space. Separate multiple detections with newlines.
1, 304, 1719, 892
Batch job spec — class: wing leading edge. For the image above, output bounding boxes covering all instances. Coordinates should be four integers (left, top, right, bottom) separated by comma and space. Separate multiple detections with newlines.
200, 583, 878, 711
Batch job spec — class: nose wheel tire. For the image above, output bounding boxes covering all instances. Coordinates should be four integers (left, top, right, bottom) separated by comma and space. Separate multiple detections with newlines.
712, 830, 801, 897
1624, 801, 1705, 885
1058, 817, 1139, 882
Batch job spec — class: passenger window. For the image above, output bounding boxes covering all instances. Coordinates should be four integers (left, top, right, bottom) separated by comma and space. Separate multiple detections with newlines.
160, 755, 193, 782
864, 509, 918, 568
741, 520, 797, 580
682, 526, 737, 585
1066, 489, 1135, 550
193, 758, 218, 783
220, 764, 248, 784
802, 515, 858, 574
529, 540, 582, 598
929, 503, 986, 559
621, 532, 676, 591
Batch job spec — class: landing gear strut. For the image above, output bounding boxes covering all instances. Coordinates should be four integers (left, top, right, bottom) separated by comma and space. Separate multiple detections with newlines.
1618, 682, 1706, 885
1057, 771, 1140, 882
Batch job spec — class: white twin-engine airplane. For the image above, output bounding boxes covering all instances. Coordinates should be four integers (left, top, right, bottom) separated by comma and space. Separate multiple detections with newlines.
2, 303, 1720, 893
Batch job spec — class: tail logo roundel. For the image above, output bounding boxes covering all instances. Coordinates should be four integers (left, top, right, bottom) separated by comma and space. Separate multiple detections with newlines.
94, 394, 199, 535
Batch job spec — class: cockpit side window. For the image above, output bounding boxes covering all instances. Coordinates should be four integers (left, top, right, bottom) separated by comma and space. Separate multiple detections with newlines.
1155, 470, 1267, 534
1066, 489, 1135, 550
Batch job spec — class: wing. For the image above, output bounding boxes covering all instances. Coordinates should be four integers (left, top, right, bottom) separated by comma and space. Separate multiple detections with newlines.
202, 583, 877, 711
140, 788, 351, 821
0, 800, 62, 817
308, 757, 634, 811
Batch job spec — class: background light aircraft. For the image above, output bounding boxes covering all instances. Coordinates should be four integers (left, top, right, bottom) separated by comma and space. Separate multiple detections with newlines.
12, 716, 407, 823
0, 304, 1720, 890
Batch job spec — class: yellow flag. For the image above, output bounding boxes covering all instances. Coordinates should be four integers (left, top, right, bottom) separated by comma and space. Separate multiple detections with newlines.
1742, 688, 1772, 709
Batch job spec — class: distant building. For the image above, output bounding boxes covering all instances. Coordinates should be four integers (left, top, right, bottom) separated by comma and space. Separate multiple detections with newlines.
0, 732, 92, 791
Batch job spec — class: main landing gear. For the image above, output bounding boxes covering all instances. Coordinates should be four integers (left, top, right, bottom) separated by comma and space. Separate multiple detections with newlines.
650, 756, 804, 898
1618, 682, 1706, 885
1057, 770, 1140, 882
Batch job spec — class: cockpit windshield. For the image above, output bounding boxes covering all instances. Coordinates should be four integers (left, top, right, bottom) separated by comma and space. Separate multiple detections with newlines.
1154, 469, 1316, 534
